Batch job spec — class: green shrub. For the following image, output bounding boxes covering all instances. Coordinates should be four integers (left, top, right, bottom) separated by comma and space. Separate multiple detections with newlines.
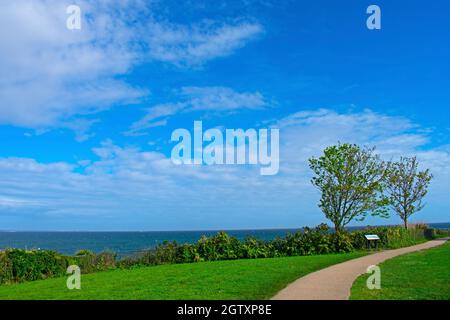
0, 249, 68, 284
240, 237, 271, 259
75, 249, 94, 256
176, 243, 201, 263
155, 241, 178, 264
0, 251, 14, 284
386, 227, 426, 248
269, 224, 333, 256
124, 250, 159, 267
330, 232, 354, 253
350, 226, 427, 249
196, 232, 242, 261
434, 229, 450, 238
0, 248, 122, 285
70, 251, 116, 273
350, 227, 389, 249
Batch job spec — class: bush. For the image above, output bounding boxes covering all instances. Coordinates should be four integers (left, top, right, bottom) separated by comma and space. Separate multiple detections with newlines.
330, 232, 354, 253
350, 226, 427, 250
75, 249, 94, 256
268, 224, 333, 256
196, 232, 242, 261
240, 237, 272, 259
433, 228, 450, 238
71, 251, 116, 274
0, 249, 68, 284
0, 248, 122, 285
176, 243, 201, 263
386, 227, 426, 248
350, 227, 389, 249
154, 241, 178, 264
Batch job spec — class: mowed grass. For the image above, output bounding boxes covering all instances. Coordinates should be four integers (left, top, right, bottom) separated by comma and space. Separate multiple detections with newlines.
351, 241, 450, 300
0, 251, 365, 300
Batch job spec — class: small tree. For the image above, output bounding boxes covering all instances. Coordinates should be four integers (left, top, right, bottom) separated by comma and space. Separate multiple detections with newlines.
309, 143, 389, 233
386, 157, 432, 229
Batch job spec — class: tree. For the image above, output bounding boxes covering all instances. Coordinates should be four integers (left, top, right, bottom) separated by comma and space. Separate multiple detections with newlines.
386, 157, 432, 229
309, 143, 389, 233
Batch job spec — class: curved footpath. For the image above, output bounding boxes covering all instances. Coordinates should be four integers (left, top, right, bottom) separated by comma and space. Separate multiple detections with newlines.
272, 238, 449, 300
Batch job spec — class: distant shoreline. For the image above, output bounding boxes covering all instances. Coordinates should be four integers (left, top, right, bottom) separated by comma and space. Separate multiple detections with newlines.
1, 221, 449, 233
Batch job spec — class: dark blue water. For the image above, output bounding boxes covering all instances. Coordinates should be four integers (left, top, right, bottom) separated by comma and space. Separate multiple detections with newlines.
0, 229, 298, 255
0, 223, 448, 256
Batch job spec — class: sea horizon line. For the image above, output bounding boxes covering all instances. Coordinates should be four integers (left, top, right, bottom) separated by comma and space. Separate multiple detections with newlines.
1, 221, 449, 233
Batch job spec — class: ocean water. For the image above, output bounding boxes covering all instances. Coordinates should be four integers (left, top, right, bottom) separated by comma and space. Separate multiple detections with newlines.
0, 222, 448, 256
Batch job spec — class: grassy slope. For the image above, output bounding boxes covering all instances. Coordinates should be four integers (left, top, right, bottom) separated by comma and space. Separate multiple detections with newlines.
351, 241, 450, 300
0, 252, 365, 300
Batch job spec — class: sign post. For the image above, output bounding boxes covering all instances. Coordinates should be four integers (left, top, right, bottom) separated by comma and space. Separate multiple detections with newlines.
364, 234, 380, 250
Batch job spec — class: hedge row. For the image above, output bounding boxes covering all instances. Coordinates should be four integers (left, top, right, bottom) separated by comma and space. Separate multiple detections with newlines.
0, 224, 439, 285
0, 250, 116, 285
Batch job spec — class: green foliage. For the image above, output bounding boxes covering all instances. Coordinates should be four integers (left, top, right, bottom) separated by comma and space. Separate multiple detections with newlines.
176, 243, 201, 263
330, 232, 354, 253
70, 251, 116, 274
278, 224, 333, 256
196, 232, 241, 261
0, 249, 68, 284
75, 249, 94, 256
0, 249, 118, 285
386, 157, 433, 228
240, 237, 271, 259
309, 143, 389, 232
350, 225, 427, 249
433, 228, 450, 238
155, 241, 178, 264
385, 226, 427, 248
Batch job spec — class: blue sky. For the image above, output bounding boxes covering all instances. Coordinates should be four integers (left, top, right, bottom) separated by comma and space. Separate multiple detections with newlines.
0, 0, 449, 230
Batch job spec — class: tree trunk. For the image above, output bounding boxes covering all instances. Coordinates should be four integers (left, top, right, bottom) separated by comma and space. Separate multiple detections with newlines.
334, 223, 342, 234
403, 218, 408, 229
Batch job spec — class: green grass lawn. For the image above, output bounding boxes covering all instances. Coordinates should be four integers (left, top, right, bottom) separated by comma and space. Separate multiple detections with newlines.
0, 251, 365, 300
351, 241, 450, 300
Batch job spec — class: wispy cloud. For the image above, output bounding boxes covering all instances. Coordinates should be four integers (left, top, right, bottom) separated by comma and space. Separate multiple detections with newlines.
181, 87, 266, 111
0, 0, 263, 138
126, 86, 267, 135
144, 21, 263, 66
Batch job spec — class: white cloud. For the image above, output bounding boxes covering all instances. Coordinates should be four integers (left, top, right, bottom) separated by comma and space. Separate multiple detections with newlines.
144, 21, 263, 66
181, 87, 266, 111
127, 86, 267, 135
0, 0, 262, 136
273, 109, 442, 176
1, 109, 449, 230
0, 1, 148, 130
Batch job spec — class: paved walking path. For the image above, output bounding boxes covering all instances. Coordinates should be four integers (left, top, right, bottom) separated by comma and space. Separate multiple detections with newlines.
272, 238, 449, 300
